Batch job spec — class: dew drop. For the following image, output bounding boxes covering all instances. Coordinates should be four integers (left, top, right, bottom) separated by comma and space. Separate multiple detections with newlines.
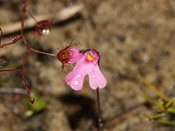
42, 29, 50, 35
77, 74, 81, 78
74, 80, 79, 85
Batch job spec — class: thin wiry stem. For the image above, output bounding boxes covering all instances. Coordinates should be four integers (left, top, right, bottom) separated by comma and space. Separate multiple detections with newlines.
0, 69, 21, 72
19, 0, 35, 103
26, 8, 38, 23
0, 34, 22, 48
96, 88, 103, 131
0, 0, 55, 104
0, 28, 2, 45
21, 0, 27, 35
30, 47, 56, 57
21, 70, 35, 103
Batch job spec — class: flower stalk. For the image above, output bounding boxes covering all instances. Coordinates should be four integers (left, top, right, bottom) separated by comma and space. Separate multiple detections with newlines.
97, 88, 102, 131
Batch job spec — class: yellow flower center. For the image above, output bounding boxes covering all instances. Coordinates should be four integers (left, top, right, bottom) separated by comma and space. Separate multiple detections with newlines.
87, 54, 94, 61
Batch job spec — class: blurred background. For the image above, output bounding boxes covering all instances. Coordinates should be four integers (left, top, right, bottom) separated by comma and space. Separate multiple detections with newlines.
0, 0, 175, 130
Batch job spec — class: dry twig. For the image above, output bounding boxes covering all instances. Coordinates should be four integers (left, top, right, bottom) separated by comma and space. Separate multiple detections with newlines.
1, 4, 83, 35
0, 87, 26, 94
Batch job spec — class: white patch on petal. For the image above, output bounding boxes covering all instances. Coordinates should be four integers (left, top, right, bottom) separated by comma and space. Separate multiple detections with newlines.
77, 74, 81, 78
74, 80, 79, 85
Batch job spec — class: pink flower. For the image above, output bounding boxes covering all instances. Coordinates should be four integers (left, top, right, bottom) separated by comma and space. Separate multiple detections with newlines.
66, 48, 107, 90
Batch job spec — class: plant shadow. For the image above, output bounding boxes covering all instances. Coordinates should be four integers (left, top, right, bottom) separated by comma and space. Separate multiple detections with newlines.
58, 92, 98, 129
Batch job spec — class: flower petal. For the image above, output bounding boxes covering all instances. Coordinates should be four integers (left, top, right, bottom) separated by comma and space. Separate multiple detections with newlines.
68, 48, 83, 63
88, 65, 107, 89
66, 56, 87, 90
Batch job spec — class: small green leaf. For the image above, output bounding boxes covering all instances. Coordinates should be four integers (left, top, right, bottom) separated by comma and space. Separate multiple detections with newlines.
147, 113, 165, 119
24, 93, 46, 117
157, 120, 175, 125
165, 98, 175, 108
167, 107, 175, 113
155, 99, 165, 112
0, 62, 21, 70
29, 99, 46, 112
29, 93, 46, 112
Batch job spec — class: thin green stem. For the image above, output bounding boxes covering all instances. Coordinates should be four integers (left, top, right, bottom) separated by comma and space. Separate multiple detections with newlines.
136, 70, 170, 102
